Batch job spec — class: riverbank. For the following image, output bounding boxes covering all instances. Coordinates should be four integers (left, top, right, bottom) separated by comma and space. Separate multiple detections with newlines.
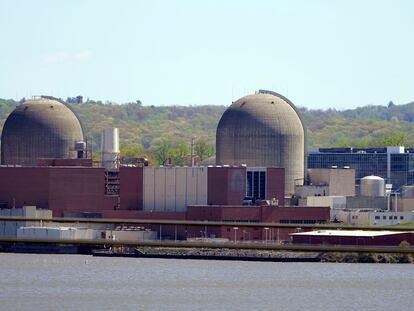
94, 247, 414, 263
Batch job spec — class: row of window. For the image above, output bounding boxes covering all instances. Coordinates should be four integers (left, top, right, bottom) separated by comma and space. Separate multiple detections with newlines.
279, 219, 324, 224
374, 215, 404, 220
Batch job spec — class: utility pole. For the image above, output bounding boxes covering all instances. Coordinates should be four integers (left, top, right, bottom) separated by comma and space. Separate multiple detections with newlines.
190, 137, 195, 167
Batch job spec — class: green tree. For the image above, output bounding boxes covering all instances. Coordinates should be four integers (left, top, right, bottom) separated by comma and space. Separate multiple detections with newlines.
120, 145, 146, 158
170, 140, 190, 166
194, 137, 215, 161
150, 138, 172, 165
374, 131, 410, 147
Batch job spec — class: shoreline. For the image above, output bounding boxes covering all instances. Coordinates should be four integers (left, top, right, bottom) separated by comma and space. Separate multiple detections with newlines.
1, 244, 413, 263
93, 247, 414, 264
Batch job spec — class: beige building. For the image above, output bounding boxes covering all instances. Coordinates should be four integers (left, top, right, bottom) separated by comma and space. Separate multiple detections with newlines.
307, 168, 355, 196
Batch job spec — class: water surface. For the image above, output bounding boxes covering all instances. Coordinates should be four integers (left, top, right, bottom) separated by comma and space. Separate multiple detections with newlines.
0, 253, 412, 310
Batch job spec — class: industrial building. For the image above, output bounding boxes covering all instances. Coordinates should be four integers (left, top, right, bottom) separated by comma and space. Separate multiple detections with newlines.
308, 146, 414, 190
0, 165, 286, 216
216, 90, 306, 196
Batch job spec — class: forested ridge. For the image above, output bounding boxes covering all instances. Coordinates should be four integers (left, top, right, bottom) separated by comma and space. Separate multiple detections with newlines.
1, 98, 414, 164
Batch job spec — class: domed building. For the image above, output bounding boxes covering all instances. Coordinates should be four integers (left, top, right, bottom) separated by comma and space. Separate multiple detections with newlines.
1, 97, 84, 166
216, 90, 306, 195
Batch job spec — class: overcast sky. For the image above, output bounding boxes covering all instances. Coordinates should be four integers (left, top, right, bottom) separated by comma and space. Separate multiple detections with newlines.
1, 0, 413, 109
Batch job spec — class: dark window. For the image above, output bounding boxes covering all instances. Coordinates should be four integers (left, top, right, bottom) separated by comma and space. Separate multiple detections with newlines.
259, 171, 266, 199
375, 216, 380, 220
247, 172, 252, 197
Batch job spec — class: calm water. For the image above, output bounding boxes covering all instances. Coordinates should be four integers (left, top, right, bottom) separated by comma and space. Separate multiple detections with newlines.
0, 253, 413, 311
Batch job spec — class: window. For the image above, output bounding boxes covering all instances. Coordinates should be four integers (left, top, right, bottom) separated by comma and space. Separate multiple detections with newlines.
375, 216, 380, 220
246, 170, 266, 200
400, 216, 404, 220
383, 216, 386, 220
394, 216, 397, 220
247, 172, 252, 197
389, 216, 393, 220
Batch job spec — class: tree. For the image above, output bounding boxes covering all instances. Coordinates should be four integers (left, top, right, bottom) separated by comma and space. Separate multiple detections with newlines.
170, 140, 190, 166
374, 131, 410, 147
194, 137, 215, 161
120, 145, 145, 158
150, 138, 172, 165
388, 101, 395, 108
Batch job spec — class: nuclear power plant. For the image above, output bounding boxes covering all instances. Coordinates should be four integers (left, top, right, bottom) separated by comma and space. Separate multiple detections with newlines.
0, 92, 413, 245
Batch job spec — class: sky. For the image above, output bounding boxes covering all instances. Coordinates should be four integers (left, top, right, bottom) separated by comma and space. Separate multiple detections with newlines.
0, 0, 413, 109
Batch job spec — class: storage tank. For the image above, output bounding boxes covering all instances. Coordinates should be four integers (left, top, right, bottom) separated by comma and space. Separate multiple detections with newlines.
101, 127, 119, 169
216, 90, 305, 195
1, 97, 84, 165
360, 175, 385, 197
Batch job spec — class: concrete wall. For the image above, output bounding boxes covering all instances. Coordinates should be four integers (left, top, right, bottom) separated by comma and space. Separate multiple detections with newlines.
306, 196, 347, 209
0, 206, 52, 237
398, 198, 414, 212
346, 196, 388, 210
295, 185, 329, 198
143, 167, 208, 212
308, 168, 355, 196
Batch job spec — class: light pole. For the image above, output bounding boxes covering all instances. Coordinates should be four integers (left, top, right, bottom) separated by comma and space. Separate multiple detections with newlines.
233, 227, 239, 243
264, 227, 269, 243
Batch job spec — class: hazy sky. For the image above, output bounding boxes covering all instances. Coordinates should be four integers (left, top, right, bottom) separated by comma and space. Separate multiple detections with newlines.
1, 0, 413, 109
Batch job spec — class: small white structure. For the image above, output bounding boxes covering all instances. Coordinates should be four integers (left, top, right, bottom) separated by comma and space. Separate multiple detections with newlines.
17, 227, 96, 240
101, 127, 120, 169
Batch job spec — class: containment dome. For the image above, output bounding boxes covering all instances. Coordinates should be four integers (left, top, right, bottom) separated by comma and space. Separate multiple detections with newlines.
216, 90, 305, 195
1, 97, 84, 166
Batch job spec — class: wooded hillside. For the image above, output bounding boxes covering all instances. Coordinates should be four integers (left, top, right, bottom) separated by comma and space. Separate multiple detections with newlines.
1, 98, 413, 164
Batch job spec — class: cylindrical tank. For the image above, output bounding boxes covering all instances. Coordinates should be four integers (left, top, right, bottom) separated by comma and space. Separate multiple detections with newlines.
101, 127, 119, 169
1, 98, 84, 166
216, 91, 305, 195
360, 175, 385, 197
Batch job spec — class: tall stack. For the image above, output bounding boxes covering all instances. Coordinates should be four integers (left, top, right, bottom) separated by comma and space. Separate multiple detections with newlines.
101, 128, 119, 169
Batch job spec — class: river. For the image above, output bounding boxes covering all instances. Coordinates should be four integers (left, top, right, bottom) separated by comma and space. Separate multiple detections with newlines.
0, 253, 412, 310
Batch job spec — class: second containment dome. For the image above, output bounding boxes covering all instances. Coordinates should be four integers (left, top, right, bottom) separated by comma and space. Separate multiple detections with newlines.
216, 90, 305, 195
